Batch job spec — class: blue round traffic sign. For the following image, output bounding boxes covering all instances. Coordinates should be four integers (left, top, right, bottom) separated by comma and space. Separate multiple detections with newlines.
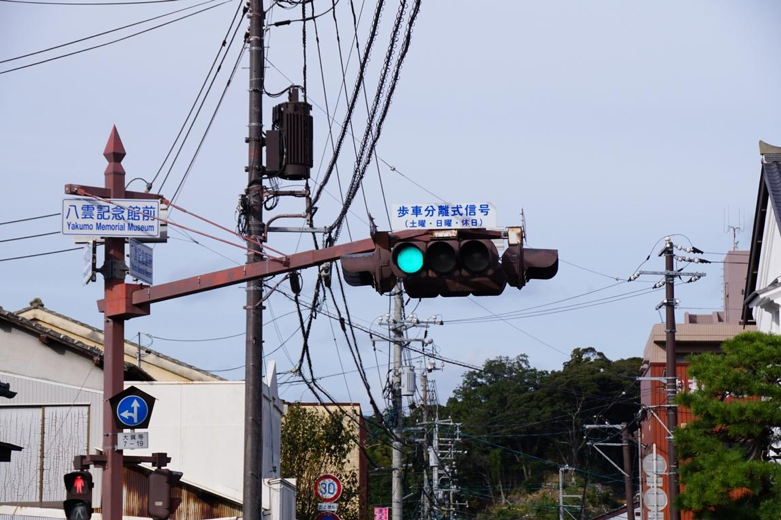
116, 395, 149, 428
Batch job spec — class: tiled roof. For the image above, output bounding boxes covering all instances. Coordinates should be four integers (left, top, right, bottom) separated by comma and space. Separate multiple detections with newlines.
0, 306, 152, 380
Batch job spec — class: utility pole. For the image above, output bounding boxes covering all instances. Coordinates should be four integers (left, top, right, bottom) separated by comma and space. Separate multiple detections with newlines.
630, 236, 708, 520
421, 366, 430, 520
244, 0, 265, 517
621, 425, 635, 520
662, 239, 679, 520
392, 283, 404, 520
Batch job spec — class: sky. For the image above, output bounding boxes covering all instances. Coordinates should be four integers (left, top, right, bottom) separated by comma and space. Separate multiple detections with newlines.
1, 1, 780, 412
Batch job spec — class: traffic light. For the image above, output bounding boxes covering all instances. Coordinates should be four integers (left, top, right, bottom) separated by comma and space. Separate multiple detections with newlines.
63, 471, 93, 520
339, 229, 558, 298
148, 468, 183, 520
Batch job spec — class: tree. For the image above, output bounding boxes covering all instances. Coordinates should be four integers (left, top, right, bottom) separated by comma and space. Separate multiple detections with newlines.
281, 404, 360, 520
538, 348, 640, 468
675, 331, 781, 519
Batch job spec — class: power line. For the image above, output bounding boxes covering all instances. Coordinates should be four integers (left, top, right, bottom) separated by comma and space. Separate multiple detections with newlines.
0, 0, 232, 75
0, 0, 197, 5
0, 246, 82, 262
0, 213, 60, 225
154, 0, 247, 190
0, 0, 220, 65
170, 40, 248, 203
0, 231, 59, 243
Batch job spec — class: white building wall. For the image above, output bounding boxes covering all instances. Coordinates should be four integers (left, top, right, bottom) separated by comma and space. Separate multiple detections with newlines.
130, 362, 285, 505
753, 203, 781, 333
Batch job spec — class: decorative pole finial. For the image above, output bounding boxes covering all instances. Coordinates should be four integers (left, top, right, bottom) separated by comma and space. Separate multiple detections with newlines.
103, 125, 126, 176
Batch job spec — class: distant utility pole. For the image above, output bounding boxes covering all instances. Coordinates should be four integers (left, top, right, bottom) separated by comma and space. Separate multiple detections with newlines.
421, 366, 430, 520
584, 423, 634, 519
244, 0, 265, 517
392, 284, 404, 520
381, 285, 442, 520
630, 236, 708, 520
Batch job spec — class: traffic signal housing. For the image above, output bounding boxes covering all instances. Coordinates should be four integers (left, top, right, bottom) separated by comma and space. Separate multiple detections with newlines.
148, 468, 183, 520
339, 229, 558, 298
63, 471, 93, 520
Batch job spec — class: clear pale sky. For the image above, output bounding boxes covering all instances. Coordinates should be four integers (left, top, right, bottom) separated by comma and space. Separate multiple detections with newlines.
1, 1, 779, 409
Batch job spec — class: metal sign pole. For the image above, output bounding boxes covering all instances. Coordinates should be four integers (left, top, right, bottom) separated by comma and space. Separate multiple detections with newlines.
102, 127, 127, 520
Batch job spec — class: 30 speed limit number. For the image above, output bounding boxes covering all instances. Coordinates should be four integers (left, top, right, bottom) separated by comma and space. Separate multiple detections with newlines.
315, 474, 343, 503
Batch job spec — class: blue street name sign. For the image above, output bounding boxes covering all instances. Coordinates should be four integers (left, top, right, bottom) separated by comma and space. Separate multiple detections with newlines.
116, 395, 150, 428
129, 240, 153, 285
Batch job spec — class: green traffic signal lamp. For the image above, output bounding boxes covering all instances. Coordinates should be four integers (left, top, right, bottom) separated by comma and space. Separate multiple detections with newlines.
392, 243, 424, 275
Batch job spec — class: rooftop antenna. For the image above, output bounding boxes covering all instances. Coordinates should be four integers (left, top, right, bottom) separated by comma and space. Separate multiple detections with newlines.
723, 207, 744, 251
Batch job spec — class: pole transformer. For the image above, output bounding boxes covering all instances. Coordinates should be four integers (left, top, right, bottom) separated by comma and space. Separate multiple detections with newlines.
244, 0, 265, 517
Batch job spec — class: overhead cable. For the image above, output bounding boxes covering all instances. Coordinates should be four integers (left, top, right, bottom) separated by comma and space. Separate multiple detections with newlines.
0, 0, 232, 75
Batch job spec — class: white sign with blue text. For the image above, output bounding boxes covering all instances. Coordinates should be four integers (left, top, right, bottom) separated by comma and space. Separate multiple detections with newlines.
129, 240, 153, 285
62, 198, 160, 238
391, 202, 496, 231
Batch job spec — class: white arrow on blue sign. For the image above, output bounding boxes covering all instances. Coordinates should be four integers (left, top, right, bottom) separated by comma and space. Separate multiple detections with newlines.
116, 395, 150, 428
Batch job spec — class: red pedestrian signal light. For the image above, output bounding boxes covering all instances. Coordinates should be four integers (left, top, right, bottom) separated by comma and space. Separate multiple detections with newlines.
148, 468, 183, 520
63, 471, 93, 520
340, 229, 558, 298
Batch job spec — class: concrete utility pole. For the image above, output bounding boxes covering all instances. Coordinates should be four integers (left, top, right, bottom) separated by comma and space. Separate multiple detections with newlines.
663, 239, 679, 520
631, 236, 708, 520
392, 283, 404, 520
421, 367, 430, 520
244, 0, 265, 517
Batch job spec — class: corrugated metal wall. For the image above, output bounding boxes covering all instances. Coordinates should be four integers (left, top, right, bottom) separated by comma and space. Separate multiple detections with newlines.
120, 466, 242, 520
0, 405, 88, 504
640, 363, 694, 520
0, 370, 103, 456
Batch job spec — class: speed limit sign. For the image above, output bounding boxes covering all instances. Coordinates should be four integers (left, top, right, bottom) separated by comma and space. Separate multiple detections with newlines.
315, 474, 343, 503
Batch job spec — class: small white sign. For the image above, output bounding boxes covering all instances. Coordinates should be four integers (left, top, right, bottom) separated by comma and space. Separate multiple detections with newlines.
318, 503, 338, 512
642, 454, 667, 475
391, 202, 497, 231
129, 240, 153, 285
117, 431, 149, 450
62, 198, 160, 238
82, 243, 94, 285
643, 488, 668, 512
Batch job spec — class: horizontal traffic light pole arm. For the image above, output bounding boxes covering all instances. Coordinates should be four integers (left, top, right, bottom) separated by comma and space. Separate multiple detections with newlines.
74, 453, 171, 469
122, 230, 431, 307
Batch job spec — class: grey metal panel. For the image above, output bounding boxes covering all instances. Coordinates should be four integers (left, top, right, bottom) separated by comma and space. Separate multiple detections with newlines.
0, 372, 103, 459
0, 408, 42, 503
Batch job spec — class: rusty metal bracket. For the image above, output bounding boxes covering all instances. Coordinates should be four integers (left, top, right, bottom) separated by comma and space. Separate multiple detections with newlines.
74, 452, 171, 470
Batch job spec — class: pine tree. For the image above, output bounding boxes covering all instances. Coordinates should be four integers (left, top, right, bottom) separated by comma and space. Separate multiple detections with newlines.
675, 332, 781, 519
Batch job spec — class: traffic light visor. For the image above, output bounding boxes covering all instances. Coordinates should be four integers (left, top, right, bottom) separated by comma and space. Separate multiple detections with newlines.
393, 244, 424, 274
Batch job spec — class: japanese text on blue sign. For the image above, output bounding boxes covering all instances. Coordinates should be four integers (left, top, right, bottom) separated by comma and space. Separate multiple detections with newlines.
129, 240, 153, 285
62, 198, 160, 238
390, 203, 496, 231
